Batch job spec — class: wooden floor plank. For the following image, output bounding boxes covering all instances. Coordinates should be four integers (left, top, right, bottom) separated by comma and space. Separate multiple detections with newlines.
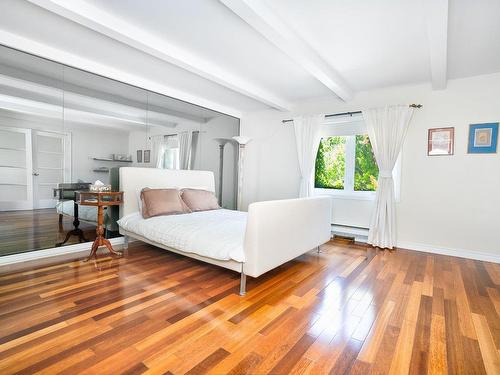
428, 314, 447, 375
472, 313, 500, 375
0, 240, 497, 374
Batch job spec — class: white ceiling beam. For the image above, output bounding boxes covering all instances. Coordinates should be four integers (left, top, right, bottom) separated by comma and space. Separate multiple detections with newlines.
423, 0, 448, 90
26, 0, 292, 111
219, 0, 353, 101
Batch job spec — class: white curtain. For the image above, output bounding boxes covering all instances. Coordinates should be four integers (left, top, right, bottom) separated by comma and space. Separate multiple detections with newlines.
151, 135, 168, 168
363, 105, 414, 249
178, 131, 193, 170
293, 114, 324, 197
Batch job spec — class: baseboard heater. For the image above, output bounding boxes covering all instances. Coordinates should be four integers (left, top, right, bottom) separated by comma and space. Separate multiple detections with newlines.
331, 224, 369, 243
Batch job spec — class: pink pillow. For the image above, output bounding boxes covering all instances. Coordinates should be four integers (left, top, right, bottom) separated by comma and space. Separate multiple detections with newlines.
140, 188, 191, 219
181, 189, 220, 212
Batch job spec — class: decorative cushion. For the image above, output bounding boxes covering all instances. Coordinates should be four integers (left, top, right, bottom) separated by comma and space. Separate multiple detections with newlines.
181, 189, 220, 212
140, 188, 191, 219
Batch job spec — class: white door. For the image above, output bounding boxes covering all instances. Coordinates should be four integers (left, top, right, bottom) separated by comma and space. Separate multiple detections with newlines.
32, 130, 71, 209
0, 127, 34, 211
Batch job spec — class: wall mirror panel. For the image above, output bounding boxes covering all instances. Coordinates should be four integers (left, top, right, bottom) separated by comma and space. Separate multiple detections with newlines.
0, 44, 239, 257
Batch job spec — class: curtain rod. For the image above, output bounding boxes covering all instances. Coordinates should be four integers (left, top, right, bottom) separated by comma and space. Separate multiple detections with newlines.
281, 104, 422, 124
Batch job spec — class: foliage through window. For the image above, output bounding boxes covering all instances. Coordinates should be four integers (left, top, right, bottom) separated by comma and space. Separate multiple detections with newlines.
315, 136, 345, 189
354, 135, 378, 191
315, 134, 379, 192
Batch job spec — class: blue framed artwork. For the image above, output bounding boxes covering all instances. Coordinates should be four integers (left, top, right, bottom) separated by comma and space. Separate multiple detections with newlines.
468, 123, 498, 154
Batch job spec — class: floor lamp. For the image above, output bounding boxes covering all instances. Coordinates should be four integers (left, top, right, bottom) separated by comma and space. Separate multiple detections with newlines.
214, 138, 231, 207
232, 136, 252, 210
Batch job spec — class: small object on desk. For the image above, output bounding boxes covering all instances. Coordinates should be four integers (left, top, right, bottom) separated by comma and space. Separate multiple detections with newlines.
89, 180, 112, 192
77, 191, 123, 261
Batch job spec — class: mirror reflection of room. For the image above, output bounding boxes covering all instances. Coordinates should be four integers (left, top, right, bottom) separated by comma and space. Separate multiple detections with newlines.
0, 45, 239, 257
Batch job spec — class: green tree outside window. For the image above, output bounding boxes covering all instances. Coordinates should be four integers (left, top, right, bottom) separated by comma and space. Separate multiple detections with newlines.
314, 136, 345, 189
354, 134, 379, 191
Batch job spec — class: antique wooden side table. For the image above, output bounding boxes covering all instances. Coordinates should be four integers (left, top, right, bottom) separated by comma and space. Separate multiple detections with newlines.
76, 191, 123, 261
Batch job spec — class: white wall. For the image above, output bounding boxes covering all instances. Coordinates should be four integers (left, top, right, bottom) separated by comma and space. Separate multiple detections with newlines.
70, 126, 130, 184
240, 72, 500, 261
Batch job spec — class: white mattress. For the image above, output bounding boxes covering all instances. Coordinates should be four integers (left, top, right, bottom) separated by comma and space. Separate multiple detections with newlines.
55, 200, 99, 223
117, 209, 247, 262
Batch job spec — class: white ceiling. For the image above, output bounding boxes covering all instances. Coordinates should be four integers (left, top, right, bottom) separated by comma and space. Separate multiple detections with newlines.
0, 0, 498, 116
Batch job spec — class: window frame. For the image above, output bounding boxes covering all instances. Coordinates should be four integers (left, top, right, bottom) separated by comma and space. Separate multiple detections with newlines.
313, 115, 402, 202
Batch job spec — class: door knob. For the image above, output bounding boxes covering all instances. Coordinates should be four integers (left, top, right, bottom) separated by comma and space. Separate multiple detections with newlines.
33, 172, 39, 176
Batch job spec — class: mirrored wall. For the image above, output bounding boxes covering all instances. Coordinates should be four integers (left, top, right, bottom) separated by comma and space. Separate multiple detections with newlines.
0, 44, 239, 256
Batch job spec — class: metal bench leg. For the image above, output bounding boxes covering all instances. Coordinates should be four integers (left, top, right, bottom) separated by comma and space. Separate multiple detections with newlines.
123, 235, 129, 250
239, 272, 246, 296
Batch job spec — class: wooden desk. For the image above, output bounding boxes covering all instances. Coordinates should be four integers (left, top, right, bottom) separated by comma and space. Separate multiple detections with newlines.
77, 191, 123, 261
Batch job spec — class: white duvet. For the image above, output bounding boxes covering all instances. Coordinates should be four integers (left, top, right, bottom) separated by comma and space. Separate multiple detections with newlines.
117, 209, 247, 262
56, 200, 100, 223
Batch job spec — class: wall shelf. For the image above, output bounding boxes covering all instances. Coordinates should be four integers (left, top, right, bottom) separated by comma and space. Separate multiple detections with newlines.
92, 157, 132, 163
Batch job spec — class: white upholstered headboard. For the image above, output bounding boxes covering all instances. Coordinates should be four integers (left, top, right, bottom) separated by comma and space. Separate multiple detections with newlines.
119, 167, 215, 217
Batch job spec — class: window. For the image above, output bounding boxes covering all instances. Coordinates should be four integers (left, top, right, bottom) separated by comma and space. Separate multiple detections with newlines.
314, 116, 402, 201
159, 135, 180, 169
354, 134, 379, 191
315, 136, 346, 190
161, 146, 180, 169
312, 113, 396, 200
315, 134, 378, 193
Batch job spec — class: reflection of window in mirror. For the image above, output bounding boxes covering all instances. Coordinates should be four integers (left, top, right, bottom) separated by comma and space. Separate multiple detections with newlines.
156, 133, 200, 170
161, 136, 180, 170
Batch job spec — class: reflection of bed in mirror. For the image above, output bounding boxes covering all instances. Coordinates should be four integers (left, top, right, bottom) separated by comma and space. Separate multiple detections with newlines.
56, 200, 101, 224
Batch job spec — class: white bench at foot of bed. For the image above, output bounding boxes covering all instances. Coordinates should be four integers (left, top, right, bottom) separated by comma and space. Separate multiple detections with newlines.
118, 168, 332, 295
243, 196, 331, 278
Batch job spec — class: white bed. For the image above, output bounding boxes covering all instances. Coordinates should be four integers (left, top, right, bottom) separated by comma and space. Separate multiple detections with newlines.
118, 167, 332, 295
118, 209, 247, 262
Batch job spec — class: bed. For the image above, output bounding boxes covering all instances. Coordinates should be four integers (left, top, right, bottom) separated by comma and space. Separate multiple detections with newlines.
118, 167, 332, 295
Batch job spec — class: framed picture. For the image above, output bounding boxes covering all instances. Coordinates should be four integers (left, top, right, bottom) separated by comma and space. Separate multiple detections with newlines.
136, 150, 143, 163
144, 149, 151, 163
428, 127, 454, 156
468, 123, 499, 154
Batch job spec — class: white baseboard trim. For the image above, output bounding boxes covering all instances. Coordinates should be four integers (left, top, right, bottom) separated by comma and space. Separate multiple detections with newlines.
329, 227, 499, 264
396, 241, 500, 264
0, 237, 125, 267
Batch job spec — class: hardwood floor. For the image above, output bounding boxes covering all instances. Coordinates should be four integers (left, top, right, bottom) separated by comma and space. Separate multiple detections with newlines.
0, 209, 97, 256
0, 240, 498, 374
